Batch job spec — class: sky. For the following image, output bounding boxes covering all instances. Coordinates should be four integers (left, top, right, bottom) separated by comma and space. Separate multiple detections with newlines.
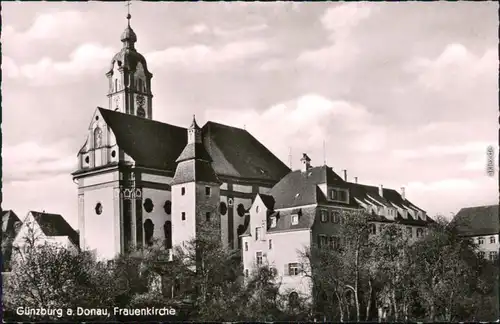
2, 1, 498, 228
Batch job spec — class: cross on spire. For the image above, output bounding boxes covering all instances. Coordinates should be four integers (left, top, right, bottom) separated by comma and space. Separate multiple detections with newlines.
125, 0, 132, 25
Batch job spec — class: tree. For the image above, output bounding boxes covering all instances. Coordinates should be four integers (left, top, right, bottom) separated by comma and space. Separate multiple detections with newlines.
409, 216, 484, 321
3, 222, 118, 322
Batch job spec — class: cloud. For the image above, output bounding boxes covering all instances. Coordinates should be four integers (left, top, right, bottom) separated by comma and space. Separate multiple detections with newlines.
205, 94, 385, 164
189, 23, 268, 37
297, 3, 374, 71
4, 43, 114, 86
3, 141, 76, 183
406, 44, 497, 91
147, 39, 269, 71
392, 142, 495, 160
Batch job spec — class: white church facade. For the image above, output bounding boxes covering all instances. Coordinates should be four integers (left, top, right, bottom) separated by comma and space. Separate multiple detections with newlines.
72, 14, 290, 259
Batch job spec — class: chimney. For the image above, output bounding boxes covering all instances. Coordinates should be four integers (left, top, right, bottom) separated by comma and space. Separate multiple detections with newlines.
354, 177, 358, 184
300, 153, 311, 172
342, 169, 347, 181
401, 187, 406, 200
379, 185, 384, 197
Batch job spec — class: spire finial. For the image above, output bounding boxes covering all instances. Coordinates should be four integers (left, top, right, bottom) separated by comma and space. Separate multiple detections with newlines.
126, 1, 132, 26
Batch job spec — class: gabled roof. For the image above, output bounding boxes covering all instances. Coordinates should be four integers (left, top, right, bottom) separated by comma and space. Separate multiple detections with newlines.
270, 166, 350, 209
258, 194, 275, 210
202, 121, 290, 181
29, 211, 80, 247
2, 210, 21, 238
452, 205, 499, 237
2, 210, 22, 272
85, 109, 289, 182
98, 107, 187, 171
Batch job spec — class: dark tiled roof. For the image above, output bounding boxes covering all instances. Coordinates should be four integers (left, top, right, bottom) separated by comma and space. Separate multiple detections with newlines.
30, 212, 80, 247
267, 207, 316, 233
452, 205, 499, 236
176, 143, 212, 163
92, 109, 289, 182
99, 108, 187, 171
202, 121, 290, 181
259, 194, 275, 210
171, 160, 221, 185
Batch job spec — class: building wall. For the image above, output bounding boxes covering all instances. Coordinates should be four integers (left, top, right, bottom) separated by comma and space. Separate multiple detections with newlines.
171, 182, 197, 249
78, 171, 120, 259
195, 183, 221, 235
242, 196, 312, 297
141, 187, 172, 245
474, 234, 500, 259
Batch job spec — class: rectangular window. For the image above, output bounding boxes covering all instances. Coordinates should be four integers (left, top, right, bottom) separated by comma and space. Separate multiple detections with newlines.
370, 223, 377, 235
181, 187, 186, 196
288, 263, 300, 276
478, 237, 485, 245
269, 239, 272, 250
181, 212, 186, 221
256, 252, 263, 266
205, 212, 211, 222
331, 211, 340, 223
330, 190, 336, 200
318, 235, 328, 248
255, 227, 261, 241
245, 269, 249, 277
205, 186, 211, 196
489, 251, 498, 261
291, 214, 299, 225
320, 210, 328, 222
490, 236, 496, 244
270, 217, 277, 228
478, 251, 485, 259
416, 228, 423, 238
245, 242, 248, 251
330, 236, 340, 250
407, 227, 412, 238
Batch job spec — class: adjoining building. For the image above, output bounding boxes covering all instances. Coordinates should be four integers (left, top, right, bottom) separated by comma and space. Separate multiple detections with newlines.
241, 154, 434, 298
452, 205, 499, 261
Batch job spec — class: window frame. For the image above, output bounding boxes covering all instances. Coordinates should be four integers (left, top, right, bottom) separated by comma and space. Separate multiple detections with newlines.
244, 241, 248, 251
320, 210, 329, 223
255, 227, 261, 241
478, 237, 485, 245
181, 187, 186, 196
181, 212, 186, 221
490, 236, 496, 244
270, 217, 277, 228
291, 214, 299, 225
288, 263, 300, 276
205, 186, 211, 196
256, 251, 263, 266
268, 239, 272, 250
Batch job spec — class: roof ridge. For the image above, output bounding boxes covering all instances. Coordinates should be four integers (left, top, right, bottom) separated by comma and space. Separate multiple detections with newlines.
203, 120, 246, 131
97, 107, 187, 131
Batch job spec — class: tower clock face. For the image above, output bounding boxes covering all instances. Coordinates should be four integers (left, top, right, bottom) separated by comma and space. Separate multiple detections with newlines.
136, 94, 145, 108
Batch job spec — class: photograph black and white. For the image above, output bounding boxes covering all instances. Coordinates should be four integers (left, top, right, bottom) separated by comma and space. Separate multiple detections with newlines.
1, 1, 498, 322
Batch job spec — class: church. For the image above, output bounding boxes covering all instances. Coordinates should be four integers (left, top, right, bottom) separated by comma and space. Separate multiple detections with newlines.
71, 14, 290, 259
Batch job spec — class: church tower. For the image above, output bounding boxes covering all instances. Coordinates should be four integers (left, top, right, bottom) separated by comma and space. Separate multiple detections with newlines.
171, 116, 222, 250
106, 12, 153, 119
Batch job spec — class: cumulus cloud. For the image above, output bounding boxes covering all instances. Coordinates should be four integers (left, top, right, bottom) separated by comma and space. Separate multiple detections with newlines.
297, 3, 375, 71
406, 44, 497, 91
3, 141, 77, 183
147, 39, 269, 71
205, 94, 385, 164
4, 43, 114, 86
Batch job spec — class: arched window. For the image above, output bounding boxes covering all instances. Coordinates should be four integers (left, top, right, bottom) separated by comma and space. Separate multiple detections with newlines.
94, 127, 103, 148
219, 202, 227, 215
144, 219, 154, 246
